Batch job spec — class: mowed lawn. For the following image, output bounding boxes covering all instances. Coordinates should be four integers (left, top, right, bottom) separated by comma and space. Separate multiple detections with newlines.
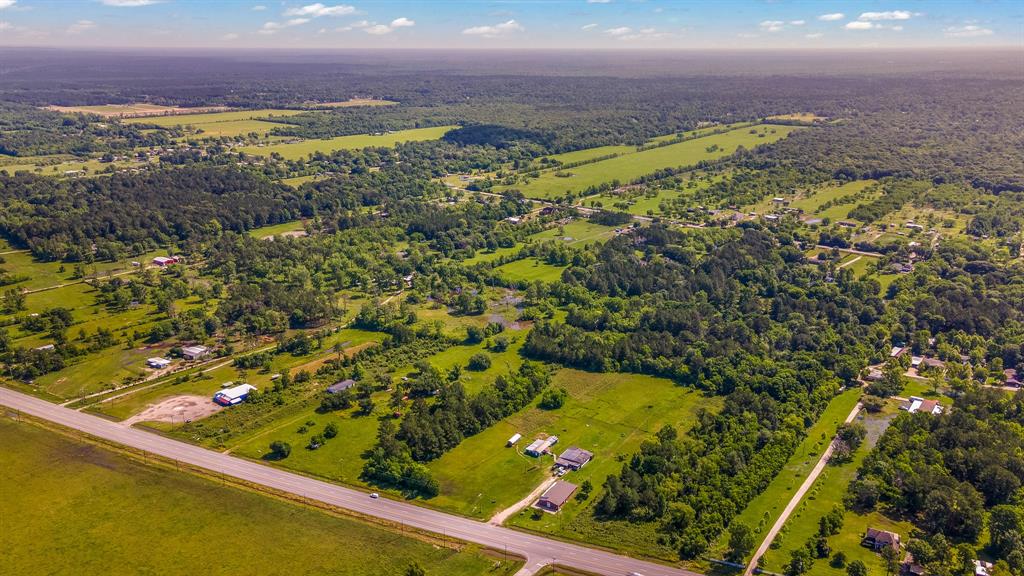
712, 388, 863, 557
501, 125, 802, 199
0, 418, 518, 576
249, 220, 308, 239
790, 180, 878, 221
429, 369, 719, 521
238, 126, 458, 160
494, 258, 567, 283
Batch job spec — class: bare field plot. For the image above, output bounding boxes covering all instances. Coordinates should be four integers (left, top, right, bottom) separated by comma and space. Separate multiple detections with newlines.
238, 125, 458, 160
305, 98, 398, 108
45, 103, 230, 118
124, 108, 303, 127
500, 125, 802, 200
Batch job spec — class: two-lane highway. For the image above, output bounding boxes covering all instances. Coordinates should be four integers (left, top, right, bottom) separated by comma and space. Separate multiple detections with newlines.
0, 387, 701, 576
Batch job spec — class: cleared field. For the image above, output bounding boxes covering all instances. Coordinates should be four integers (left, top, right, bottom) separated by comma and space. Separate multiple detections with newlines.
713, 388, 863, 557
541, 145, 636, 165
45, 103, 230, 118
767, 113, 827, 123
463, 220, 617, 266
428, 370, 715, 520
0, 156, 155, 178
307, 99, 398, 108
0, 418, 516, 576
279, 174, 322, 187
124, 108, 303, 127
494, 258, 567, 283
238, 126, 458, 160
838, 254, 879, 278
790, 181, 878, 221
249, 220, 308, 239
502, 125, 801, 200
184, 119, 284, 138
760, 404, 898, 572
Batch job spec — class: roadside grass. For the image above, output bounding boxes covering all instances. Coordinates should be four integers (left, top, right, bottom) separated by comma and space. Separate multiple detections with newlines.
0, 418, 518, 576
711, 388, 863, 557
428, 369, 717, 522
495, 259, 567, 283
238, 126, 458, 160
760, 404, 900, 571
499, 125, 801, 200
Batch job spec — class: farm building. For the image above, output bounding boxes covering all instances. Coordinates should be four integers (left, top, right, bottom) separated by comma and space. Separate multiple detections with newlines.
863, 528, 901, 551
326, 379, 356, 394
33, 344, 56, 352
901, 396, 943, 415
525, 435, 559, 457
507, 433, 522, 447
555, 447, 594, 470
146, 357, 172, 369
1004, 369, 1021, 387
152, 256, 178, 266
181, 345, 210, 361
536, 481, 577, 513
213, 383, 257, 407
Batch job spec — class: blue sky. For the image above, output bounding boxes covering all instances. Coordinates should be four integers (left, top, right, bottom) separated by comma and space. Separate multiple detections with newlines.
0, 1, 1020, 50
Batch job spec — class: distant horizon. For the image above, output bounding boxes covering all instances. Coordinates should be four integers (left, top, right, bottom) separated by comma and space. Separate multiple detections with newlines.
0, 1, 1019, 51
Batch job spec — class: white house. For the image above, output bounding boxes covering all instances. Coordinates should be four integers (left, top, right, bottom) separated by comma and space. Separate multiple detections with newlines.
146, 357, 172, 369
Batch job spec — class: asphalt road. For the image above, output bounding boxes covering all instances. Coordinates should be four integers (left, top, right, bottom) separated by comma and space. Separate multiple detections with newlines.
0, 387, 700, 576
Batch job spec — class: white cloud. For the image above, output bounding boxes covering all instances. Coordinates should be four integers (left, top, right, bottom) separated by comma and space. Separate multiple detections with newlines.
790, 20, 805, 26
67, 19, 97, 33
818, 13, 844, 21
365, 24, 392, 35
68, 22, 93, 34
100, 0, 160, 6
858, 10, 911, 21
336, 17, 414, 35
581, 23, 598, 31
944, 24, 993, 38
0, 20, 11, 29
252, 5, 266, 10
462, 19, 524, 37
759, 20, 785, 32
285, 3, 355, 18
844, 21, 874, 30
0, 1, 16, 10
222, 32, 240, 40
604, 26, 632, 36
390, 17, 414, 28
805, 32, 824, 39
259, 18, 309, 34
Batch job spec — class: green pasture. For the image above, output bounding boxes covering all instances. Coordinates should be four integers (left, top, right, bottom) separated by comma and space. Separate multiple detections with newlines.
540, 145, 636, 165
184, 119, 285, 138
532, 220, 618, 246
713, 388, 863, 557
249, 220, 308, 239
760, 403, 899, 571
501, 125, 801, 200
280, 174, 322, 187
838, 254, 879, 278
790, 181, 878, 221
0, 418, 517, 576
238, 126, 458, 160
429, 369, 717, 521
494, 259, 567, 283
124, 108, 303, 127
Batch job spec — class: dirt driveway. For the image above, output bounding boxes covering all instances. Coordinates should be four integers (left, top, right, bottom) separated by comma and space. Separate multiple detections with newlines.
122, 395, 222, 427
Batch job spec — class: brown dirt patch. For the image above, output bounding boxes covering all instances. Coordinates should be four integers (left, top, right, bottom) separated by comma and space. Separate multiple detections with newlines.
123, 395, 222, 427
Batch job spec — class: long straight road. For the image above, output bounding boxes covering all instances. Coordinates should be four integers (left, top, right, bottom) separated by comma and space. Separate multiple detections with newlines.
0, 387, 699, 576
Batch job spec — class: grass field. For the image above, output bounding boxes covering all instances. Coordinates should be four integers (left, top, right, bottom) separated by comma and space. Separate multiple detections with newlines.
760, 403, 899, 572
45, 103, 230, 117
308, 99, 398, 108
249, 220, 308, 239
540, 145, 636, 165
838, 254, 880, 278
238, 126, 458, 160
502, 125, 801, 200
494, 258, 567, 283
462, 220, 616, 266
790, 181, 878, 221
0, 417, 518, 576
497, 370, 721, 557
0, 156, 156, 178
280, 174, 323, 187
713, 388, 863, 557
124, 108, 303, 127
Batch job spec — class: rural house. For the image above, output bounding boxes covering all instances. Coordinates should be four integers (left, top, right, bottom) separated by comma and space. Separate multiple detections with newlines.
863, 528, 901, 552
536, 480, 578, 513
902, 396, 944, 415
525, 435, 559, 457
555, 447, 594, 471
146, 357, 172, 369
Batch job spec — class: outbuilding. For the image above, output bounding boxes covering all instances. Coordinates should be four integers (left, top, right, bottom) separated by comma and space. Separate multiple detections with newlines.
327, 379, 356, 394
555, 447, 594, 470
507, 433, 522, 447
536, 480, 578, 513
181, 345, 210, 361
152, 256, 178, 267
525, 435, 559, 457
213, 383, 256, 406
146, 357, 172, 369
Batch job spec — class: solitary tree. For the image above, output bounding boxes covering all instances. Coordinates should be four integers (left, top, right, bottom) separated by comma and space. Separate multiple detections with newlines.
269, 440, 291, 459
847, 559, 868, 576
728, 522, 756, 563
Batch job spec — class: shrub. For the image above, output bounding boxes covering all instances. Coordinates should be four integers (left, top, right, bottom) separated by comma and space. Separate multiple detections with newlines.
269, 440, 291, 459
539, 387, 568, 410
467, 352, 492, 371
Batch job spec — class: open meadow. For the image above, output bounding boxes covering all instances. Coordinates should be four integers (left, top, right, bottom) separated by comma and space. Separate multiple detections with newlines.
0, 417, 519, 576
238, 126, 458, 160
500, 125, 802, 200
